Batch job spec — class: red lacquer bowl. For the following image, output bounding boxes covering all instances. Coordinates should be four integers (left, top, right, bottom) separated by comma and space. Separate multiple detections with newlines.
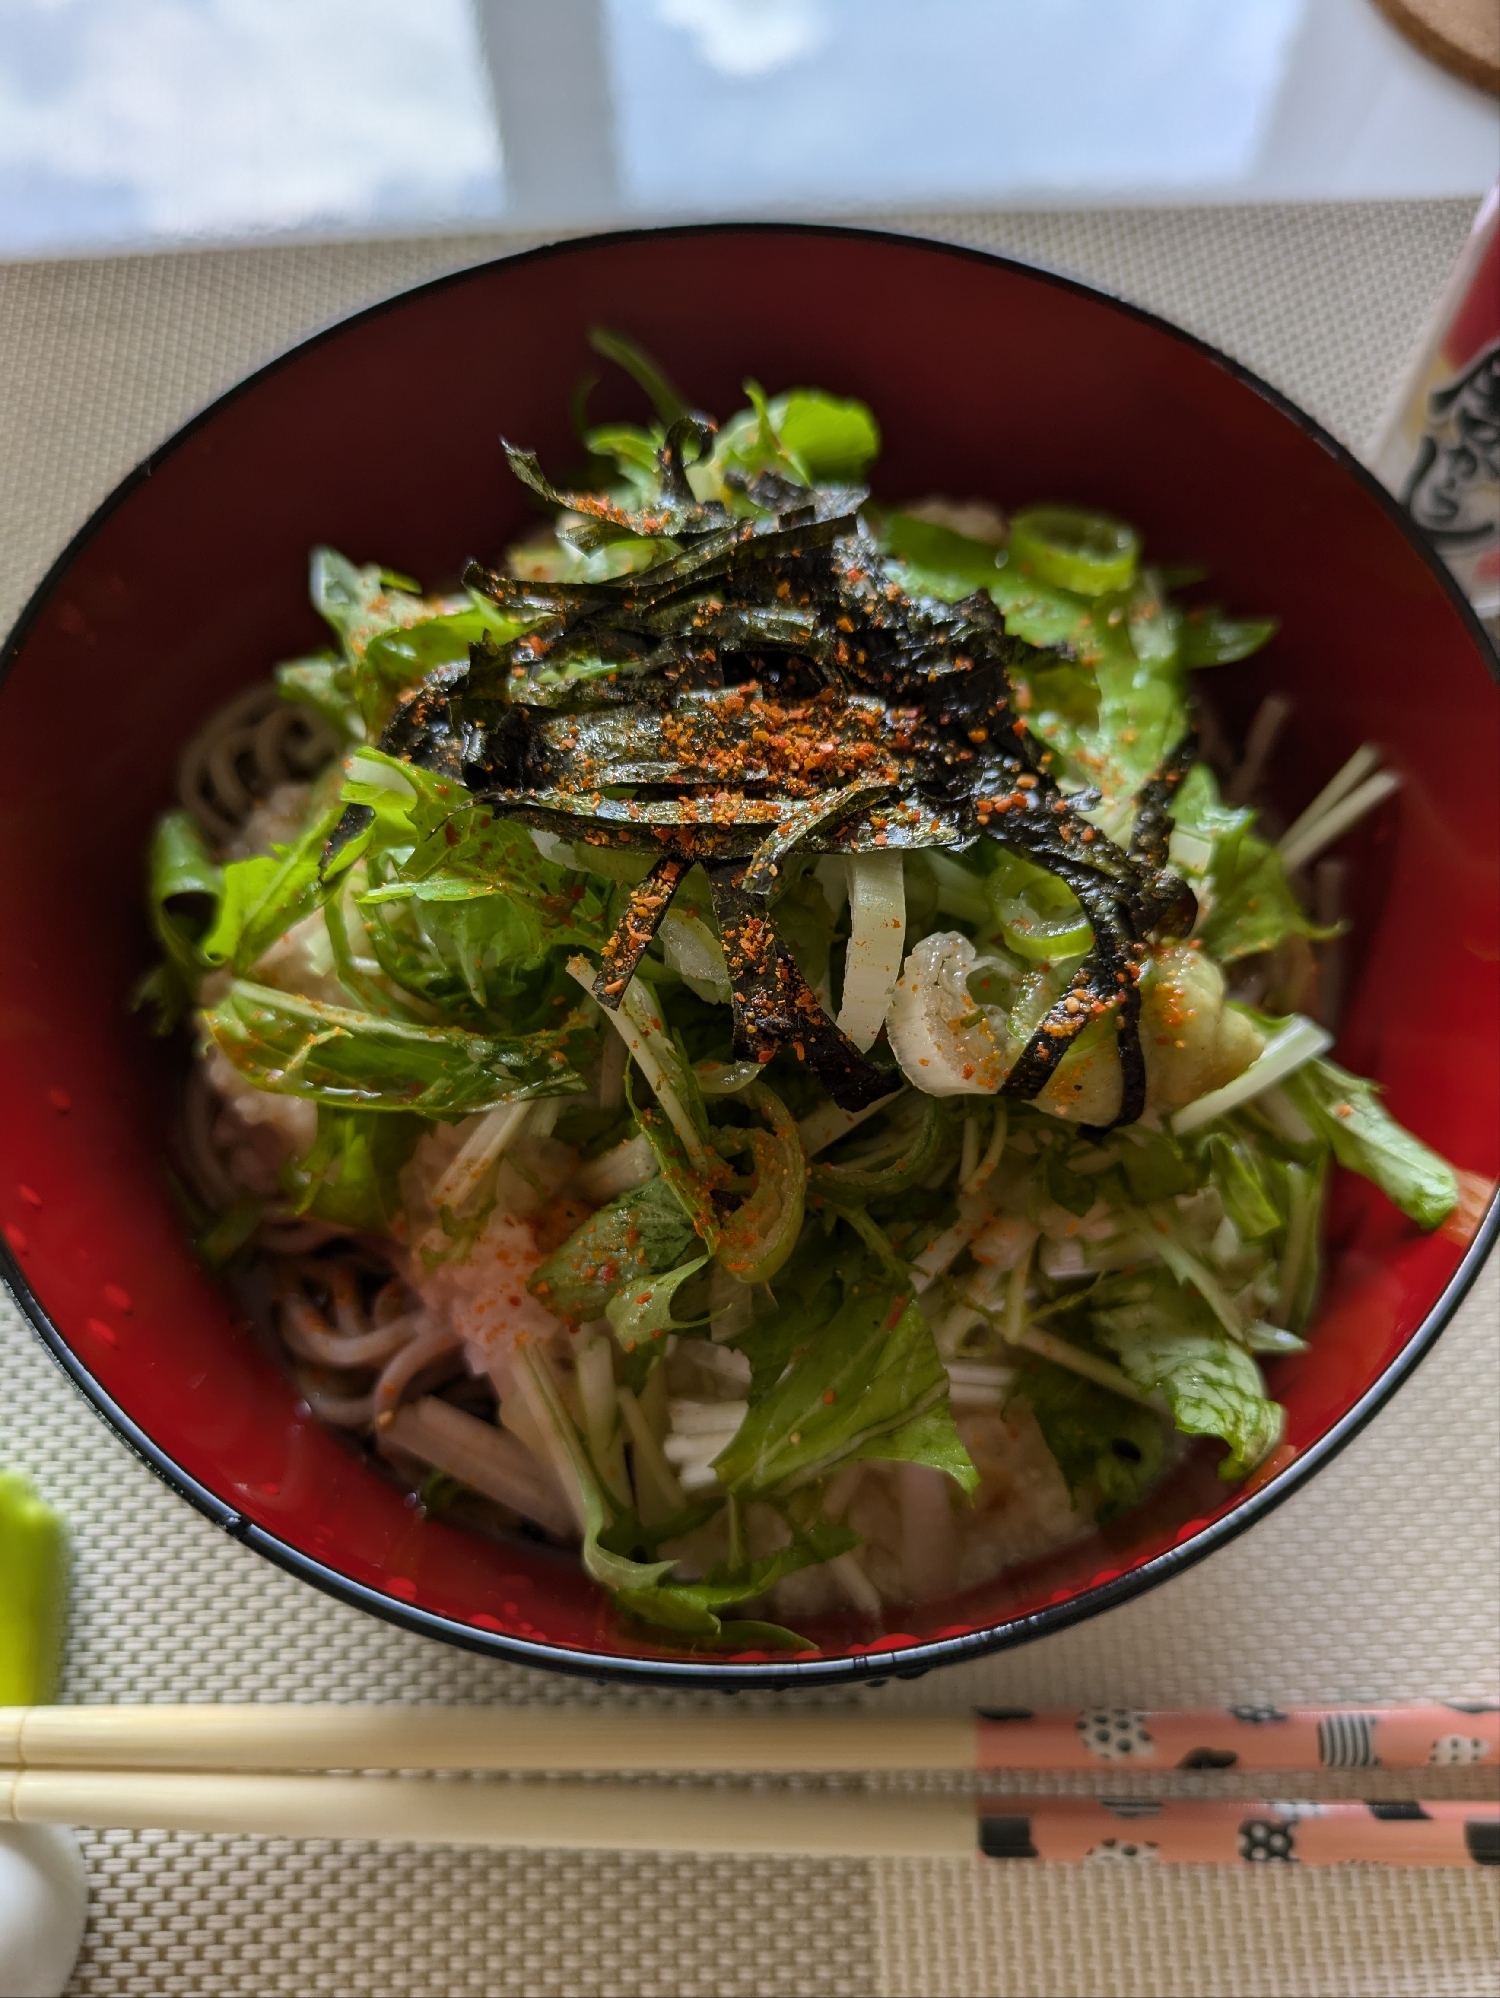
2, 226, 1495, 1687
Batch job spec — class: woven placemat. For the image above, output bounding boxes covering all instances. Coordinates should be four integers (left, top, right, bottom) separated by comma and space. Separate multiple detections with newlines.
2, 200, 1496, 1998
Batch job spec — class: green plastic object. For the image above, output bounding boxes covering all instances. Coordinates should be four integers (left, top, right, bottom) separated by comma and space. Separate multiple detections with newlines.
0, 1469, 69, 1703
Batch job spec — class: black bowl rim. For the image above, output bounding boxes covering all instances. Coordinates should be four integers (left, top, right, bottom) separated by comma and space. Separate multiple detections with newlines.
2, 219, 1496, 1691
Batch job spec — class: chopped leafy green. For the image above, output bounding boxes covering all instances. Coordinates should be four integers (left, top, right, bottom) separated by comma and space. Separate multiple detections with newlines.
879, 512, 1002, 601
606, 1255, 710, 1348
1196, 830, 1327, 964
206, 979, 587, 1115
1199, 1131, 1281, 1242
1280, 1058, 1457, 1231
1004, 578, 1190, 818
1009, 1359, 1166, 1520
772, 389, 881, 481
1167, 760, 1255, 882
201, 798, 344, 974
529, 1177, 698, 1322
274, 653, 361, 739
709, 386, 880, 492
1180, 606, 1277, 666
715, 1284, 977, 1498
613, 1516, 857, 1645
1170, 763, 1331, 965
1093, 1272, 1282, 1478
1116, 1128, 1201, 1203
280, 1106, 423, 1231
356, 602, 527, 736
341, 750, 608, 942
989, 563, 1093, 650
729, 1225, 843, 1398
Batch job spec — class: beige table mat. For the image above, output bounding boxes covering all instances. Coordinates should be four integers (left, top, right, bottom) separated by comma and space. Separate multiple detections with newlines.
2, 201, 1496, 1998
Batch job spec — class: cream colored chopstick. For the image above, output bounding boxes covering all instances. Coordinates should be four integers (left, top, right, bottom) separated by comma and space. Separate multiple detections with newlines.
3, 1702, 1495, 1775
3, 1771, 1494, 1866
0, 1770, 963, 1857
0, 1705, 970, 1774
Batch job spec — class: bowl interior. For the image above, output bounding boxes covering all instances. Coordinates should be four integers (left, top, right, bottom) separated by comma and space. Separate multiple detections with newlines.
2, 226, 1495, 1681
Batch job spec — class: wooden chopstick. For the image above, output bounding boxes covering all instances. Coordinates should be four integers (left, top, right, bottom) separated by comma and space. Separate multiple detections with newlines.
2, 1703, 1495, 1775
2, 1769, 1495, 1865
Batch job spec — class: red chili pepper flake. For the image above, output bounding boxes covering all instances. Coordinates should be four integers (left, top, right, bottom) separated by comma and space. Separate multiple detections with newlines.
821, 1389, 836, 1405
48, 1087, 71, 1112
86, 1317, 118, 1346
884, 1296, 909, 1330
3, 1224, 28, 1255
103, 1282, 133, 1314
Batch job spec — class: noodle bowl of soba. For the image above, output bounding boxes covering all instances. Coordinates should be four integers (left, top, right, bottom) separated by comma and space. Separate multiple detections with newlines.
0, 226, 1493, 1684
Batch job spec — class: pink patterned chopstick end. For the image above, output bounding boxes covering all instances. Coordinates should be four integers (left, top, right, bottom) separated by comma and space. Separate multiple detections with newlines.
973, 1703, 1500, 1773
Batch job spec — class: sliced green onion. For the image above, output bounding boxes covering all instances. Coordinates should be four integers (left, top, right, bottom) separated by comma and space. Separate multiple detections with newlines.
1008, 506, 1140, 596
810, 1095, 949, 1201
696, 1059, 762, 1098
994, 894, 1093, 963
714, 1084, 806, 1284
1172, 1015, 1333, 1135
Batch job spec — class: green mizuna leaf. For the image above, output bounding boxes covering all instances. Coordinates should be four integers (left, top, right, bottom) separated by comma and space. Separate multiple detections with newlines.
201, 797, 344, 974
1179, 606, 1278, 666
771, 390, 881, 481
529, 1177, 698, 1322
1196, 835, 1326, 964
714, 1285, 977, 1498
605, 1256, 711, 1348
339, 749, 610, 954
1199, 1131, 1282, 1242
729, 1226, 842, 1399
274, 653, 361, 739
307, 548, 535, 737
1002, 572, 1190, 822
1092, 1274, 1282, 1479
878, 513, 1003, 602
280, 1106, 424, 1231
1279, 1057, 1458, 1232
613, 1517, 856, 1645
206, 979, 588, 1115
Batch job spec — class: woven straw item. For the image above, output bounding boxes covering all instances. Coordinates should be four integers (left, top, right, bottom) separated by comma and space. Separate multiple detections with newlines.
1, 200, 1496, 1998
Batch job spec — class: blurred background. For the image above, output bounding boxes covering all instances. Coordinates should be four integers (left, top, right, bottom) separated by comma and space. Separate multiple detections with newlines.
3, 0, 1495, 261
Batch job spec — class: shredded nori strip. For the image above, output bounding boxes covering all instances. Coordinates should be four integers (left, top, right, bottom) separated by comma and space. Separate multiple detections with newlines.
358, 402, 1196, 1122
